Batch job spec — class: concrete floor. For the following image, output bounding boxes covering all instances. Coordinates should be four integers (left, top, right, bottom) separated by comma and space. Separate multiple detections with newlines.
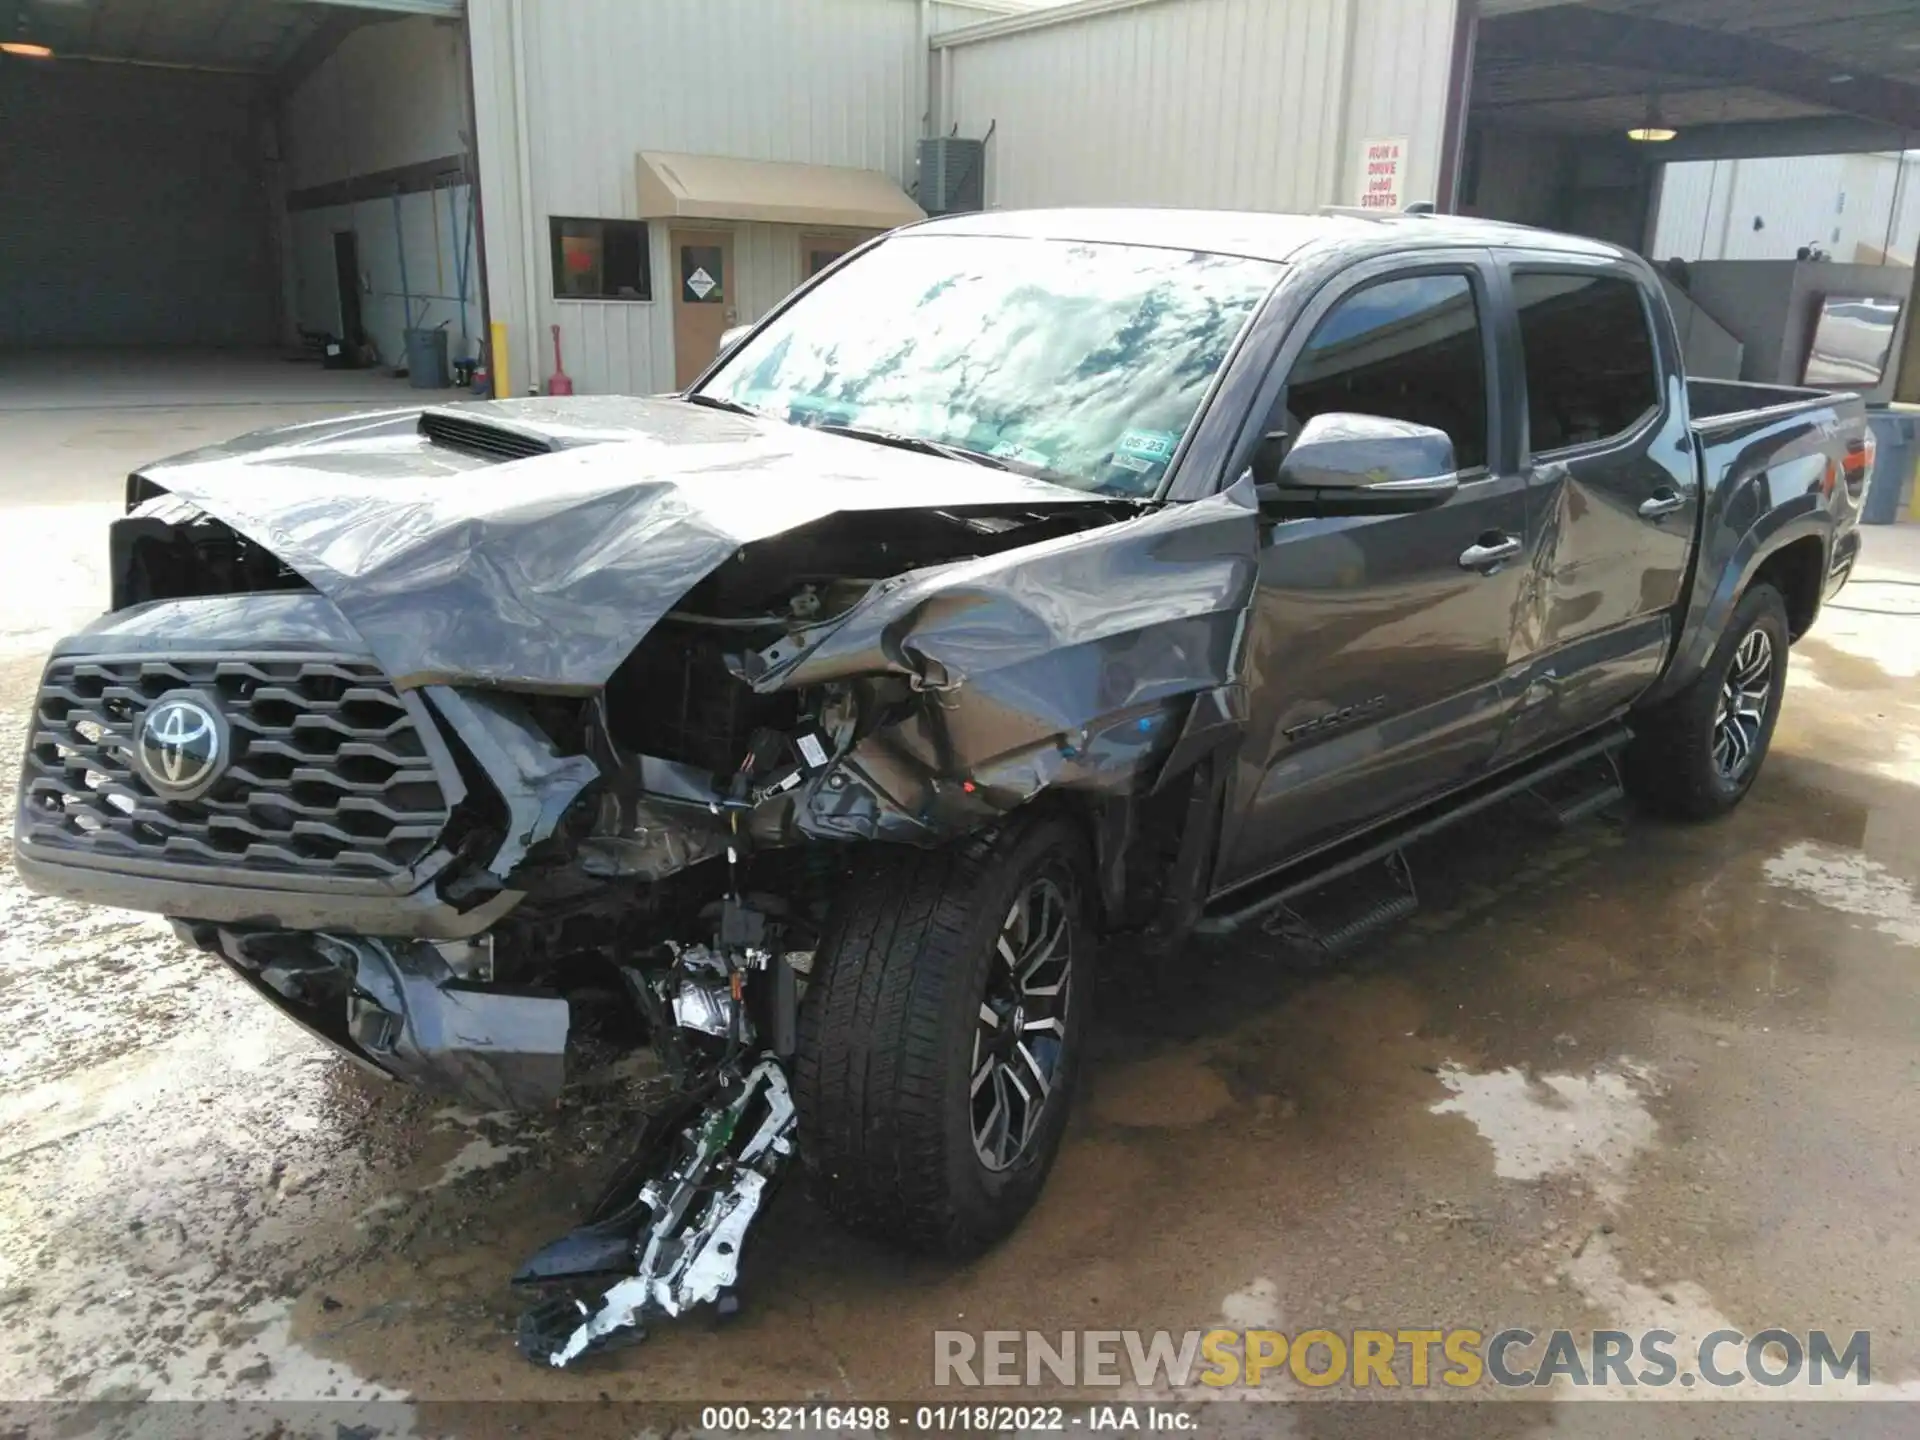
3, 356, 1920, 1431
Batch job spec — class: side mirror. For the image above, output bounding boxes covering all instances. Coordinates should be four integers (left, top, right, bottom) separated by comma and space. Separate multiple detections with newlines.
1253, 413, 1459, 518
717, 323, 753, 356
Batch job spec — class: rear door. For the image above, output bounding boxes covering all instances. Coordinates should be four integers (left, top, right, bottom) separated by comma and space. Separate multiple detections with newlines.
1215, 251, 1532, 887
1493, 260, 1696, 759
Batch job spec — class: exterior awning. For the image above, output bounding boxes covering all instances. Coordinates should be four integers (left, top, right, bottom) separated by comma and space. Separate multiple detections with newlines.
635, 151, 925, 230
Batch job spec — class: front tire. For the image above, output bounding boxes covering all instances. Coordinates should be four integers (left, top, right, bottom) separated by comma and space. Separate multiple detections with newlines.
794, 816, 1092, 1255
1626, 583, 1790, 820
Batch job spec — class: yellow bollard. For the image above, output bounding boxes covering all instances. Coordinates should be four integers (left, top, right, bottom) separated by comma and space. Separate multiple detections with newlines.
491, 320, 511, 399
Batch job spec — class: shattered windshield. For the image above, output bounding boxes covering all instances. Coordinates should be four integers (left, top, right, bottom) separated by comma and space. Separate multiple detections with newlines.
698, 233, 1281, 497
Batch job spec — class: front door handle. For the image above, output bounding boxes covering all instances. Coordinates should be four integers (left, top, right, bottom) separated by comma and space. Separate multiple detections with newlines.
1639, 489, 1687, 519
1459, 535, 1523, 572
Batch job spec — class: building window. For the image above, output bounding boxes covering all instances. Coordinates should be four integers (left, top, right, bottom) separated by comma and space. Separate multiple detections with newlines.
550, 217, 651, 301
1282, 272, 1490, 471
1511, 272, 1659, 453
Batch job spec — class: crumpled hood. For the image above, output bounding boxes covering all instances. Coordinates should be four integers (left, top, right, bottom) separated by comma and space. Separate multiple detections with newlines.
137, 397, 1111, 691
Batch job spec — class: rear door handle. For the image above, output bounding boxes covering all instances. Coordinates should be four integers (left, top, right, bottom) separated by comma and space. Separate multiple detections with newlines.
1639, 489, 1687, 519
1459, 535, 1523, 572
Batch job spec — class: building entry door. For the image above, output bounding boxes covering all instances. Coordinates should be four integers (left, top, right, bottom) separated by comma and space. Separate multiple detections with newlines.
671, 228, 736, 388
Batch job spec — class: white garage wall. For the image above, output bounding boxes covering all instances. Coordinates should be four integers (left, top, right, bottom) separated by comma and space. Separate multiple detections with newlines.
286, 187, 481, 367
468, 0, 925, 397
279, 15, 477, 371
931, 0, 1459, 213
1654, 153, 1920, 267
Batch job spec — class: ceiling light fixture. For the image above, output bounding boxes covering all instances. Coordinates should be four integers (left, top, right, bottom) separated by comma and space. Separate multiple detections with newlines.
0, 40, 53, 57
1627, 89, 1676, 143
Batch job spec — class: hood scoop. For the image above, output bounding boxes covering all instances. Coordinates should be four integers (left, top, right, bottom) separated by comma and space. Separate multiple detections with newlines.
419, 409, 559, 463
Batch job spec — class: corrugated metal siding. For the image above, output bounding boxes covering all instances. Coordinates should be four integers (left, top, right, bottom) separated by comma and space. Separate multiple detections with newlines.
0, 62, 276, 347
935, 0, 1456, 213
1345, 0, 1458, 208
279, 15, 475, 365
930, 2, 1018, 32
1648, 155, 1896, 263
280, 18, 469, 191
470, 0, 923, 396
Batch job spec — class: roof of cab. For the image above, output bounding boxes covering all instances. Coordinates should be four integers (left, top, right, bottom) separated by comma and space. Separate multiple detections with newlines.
906, 206, 1631, 265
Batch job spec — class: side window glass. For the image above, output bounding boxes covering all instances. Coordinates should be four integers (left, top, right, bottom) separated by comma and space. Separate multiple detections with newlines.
1513, 273, 1659, 453
1282, 273, 1489, 471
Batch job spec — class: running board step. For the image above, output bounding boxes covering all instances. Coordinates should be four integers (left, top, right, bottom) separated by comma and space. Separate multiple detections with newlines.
1198, 722, 1633, 937
1524, 748, 1625, 828
1263, 851, 1418, 955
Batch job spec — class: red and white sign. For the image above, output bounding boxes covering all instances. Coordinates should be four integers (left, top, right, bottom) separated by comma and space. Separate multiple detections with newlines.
1358, 136, 1409, 211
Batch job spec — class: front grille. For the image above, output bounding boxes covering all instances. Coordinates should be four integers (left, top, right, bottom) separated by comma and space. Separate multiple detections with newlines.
21, 655, 450, 883
418, 409, 555, 463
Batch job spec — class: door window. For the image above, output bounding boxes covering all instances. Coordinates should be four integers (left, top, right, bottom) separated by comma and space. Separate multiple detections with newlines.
680, 244, 725, 304
1283, 273, 1489, 471
1512, 272, 1658, 453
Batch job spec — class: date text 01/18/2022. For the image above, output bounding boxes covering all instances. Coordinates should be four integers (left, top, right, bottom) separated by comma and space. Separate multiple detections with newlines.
698, 1404, 1200, 1432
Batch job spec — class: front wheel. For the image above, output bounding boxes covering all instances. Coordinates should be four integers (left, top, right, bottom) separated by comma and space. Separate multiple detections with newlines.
793, 817, 1092, 1255
1625, 583, 1790, 820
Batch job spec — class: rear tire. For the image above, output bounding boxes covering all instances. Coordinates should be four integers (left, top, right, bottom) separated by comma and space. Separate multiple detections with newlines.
794, 816, 1092, 1255
1625, 583, 1790, 820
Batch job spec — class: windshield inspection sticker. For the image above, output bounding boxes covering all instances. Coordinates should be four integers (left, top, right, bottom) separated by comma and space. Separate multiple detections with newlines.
1118, 428, 1178, 460
1110, 428, 1180, 476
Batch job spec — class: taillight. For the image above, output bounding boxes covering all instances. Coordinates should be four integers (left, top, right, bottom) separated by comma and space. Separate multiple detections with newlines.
1842, 434, 1875, 498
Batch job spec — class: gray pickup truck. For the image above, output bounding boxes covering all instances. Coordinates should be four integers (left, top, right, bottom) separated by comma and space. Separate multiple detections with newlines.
15, 209, 1869, 1365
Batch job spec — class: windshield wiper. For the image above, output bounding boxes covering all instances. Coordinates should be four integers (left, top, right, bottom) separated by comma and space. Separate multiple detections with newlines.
683, 392, 761, 418
813, 423, 1013, 471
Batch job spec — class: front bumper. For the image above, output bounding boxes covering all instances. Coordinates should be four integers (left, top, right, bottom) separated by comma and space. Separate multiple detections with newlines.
14, 843, 520, 937
183, 922, 570, 1110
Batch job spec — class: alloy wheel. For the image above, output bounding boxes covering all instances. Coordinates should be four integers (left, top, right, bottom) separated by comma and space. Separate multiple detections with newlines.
1713, 626, 1774, 782
970, 875, 1074, 1172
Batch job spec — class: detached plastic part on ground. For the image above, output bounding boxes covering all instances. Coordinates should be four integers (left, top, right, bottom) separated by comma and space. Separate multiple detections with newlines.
511, 935, 801, 1368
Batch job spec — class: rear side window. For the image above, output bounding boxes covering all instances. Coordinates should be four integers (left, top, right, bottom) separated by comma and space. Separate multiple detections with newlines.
1284, 273, 1489, 471
1513, 273, 1659, 453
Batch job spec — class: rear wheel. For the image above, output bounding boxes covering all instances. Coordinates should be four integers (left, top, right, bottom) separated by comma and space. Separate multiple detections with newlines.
794, 817, 1091, 1254
1625, 583, 1790, 820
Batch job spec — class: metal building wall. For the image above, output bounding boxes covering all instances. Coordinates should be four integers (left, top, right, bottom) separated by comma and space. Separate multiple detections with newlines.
279, 17, 477, 370
0, 61, 275, 348
931, 0, 1460, 213
468, 0, 924, 397
1653, 156, 1841, 262
930, 2, 1020, 32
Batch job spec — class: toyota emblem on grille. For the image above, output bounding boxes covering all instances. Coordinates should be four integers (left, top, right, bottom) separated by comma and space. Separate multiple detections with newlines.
136, 694, 227, 797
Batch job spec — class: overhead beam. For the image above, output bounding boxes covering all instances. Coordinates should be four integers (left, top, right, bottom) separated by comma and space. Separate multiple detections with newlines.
286, 0, 464, 14
1650, 115, 1919, 164
272, 7, 397, 97
1478, 7, 1920, 132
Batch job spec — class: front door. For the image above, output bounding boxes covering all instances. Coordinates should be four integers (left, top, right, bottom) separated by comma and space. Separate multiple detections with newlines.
1216, 260, 1531, 887
671, 228, 736, 388
1494, 262, 1696, 759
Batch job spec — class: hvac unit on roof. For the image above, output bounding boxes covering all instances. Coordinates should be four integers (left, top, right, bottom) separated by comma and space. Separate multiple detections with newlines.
917, 136, 987, 216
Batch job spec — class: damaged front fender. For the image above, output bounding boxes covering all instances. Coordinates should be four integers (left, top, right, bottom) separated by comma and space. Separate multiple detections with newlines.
745, 482, 1261, 842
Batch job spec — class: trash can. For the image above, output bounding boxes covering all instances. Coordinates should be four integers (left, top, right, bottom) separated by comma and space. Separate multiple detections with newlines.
404, 327, 450, 389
